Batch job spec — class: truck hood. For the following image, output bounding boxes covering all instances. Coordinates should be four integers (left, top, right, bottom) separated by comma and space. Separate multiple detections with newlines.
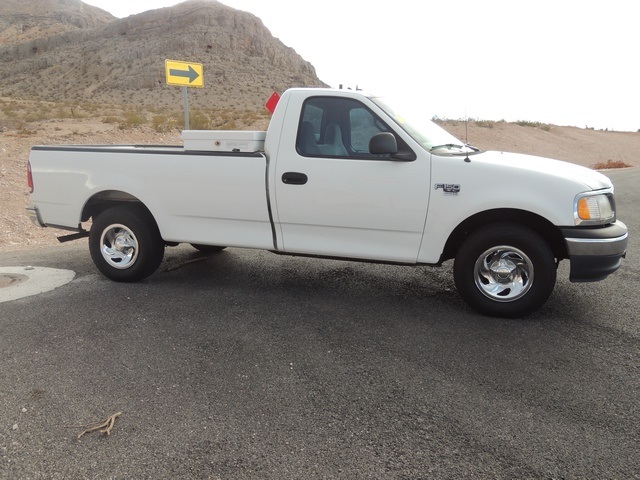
474, 151, 612, 191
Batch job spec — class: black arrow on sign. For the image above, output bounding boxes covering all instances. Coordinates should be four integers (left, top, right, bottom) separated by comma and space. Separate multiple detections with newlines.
169, 65, 199, 83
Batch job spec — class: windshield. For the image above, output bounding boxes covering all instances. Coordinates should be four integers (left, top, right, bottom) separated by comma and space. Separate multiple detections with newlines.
371, 96, 479, 153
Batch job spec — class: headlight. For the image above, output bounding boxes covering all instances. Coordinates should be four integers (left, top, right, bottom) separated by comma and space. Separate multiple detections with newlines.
574, 191, 616, 226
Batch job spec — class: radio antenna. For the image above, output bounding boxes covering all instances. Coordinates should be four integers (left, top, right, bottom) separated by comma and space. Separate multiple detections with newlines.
464, 107, 472, 163
465, 107, 468, 145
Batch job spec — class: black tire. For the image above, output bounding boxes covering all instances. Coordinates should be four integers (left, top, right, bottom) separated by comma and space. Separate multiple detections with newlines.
190, 244, 227, 253
453, 223, 556, 318
89, 205, 164, 282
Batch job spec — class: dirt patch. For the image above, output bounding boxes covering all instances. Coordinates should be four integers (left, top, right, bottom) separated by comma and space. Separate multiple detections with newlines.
439, 120, 640, 169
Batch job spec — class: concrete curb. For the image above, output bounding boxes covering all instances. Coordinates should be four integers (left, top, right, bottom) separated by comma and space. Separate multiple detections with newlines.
0, 266, 76, 303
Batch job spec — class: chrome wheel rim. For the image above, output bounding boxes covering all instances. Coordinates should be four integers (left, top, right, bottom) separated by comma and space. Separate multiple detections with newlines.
99, 224, 139, 270
474, 246, 534, 302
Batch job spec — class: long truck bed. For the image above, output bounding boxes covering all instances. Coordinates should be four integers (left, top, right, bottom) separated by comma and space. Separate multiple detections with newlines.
28, 144, 275, 250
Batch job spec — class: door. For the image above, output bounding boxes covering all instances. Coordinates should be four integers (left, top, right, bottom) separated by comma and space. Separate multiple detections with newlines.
273, 95, 430, 263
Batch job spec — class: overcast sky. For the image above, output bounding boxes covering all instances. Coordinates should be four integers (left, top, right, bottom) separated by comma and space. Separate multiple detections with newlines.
82, 0, 639, 132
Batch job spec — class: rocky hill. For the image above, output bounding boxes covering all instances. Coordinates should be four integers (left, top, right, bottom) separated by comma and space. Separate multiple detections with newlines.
0, 0, 326, 110
0, 0, 114, 43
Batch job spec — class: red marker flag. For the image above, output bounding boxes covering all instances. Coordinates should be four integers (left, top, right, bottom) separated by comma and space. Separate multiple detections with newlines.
266, 92, 280, 114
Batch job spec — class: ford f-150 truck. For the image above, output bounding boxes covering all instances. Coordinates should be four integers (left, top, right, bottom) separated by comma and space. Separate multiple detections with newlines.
27, 88, 628, 317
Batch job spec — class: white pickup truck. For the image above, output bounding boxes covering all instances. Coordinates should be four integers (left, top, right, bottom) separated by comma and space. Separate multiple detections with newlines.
27, 88, 628, 317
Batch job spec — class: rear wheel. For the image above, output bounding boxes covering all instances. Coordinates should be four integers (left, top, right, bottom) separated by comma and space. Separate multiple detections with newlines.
89, 205, 164, 282
453, 223, 556, 318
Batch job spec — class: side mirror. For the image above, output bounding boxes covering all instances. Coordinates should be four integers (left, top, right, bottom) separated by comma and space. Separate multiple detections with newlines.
368, 132, 416, 161
369, 132, 398, 155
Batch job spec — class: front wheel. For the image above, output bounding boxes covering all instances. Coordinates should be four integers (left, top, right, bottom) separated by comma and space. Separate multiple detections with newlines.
453, 223, 556, 318
89, 205, 164, 282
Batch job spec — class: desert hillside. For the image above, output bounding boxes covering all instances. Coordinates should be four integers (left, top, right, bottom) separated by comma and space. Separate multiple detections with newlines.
0, 0, 326, 110
0, 0, 114, 44
438, 119, 638, 169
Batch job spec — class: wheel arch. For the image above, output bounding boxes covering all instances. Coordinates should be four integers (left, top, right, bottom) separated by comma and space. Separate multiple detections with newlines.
441, 209, 567, 263
82, 190, 154, 224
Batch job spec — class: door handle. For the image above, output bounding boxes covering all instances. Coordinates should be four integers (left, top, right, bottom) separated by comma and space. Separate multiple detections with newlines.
282, 172, 308, 185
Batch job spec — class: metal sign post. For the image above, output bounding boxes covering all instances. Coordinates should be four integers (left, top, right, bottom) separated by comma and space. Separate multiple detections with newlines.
183, 86, 189, 130
165, 59, 204, 130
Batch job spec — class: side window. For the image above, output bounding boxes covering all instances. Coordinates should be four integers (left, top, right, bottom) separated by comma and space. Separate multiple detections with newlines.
349, 107, 388, 154
301, 103, 323, 133
296, 103, 323, 156
296, 96, 408, 160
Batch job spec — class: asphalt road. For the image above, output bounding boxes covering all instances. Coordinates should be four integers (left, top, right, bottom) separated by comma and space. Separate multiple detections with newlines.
1, 169, 638, 479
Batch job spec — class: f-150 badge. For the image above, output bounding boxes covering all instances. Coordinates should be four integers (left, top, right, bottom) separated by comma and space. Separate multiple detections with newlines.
435, 183, 460, 195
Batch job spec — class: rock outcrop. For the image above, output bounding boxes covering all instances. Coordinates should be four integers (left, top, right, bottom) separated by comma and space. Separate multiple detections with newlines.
0, 0, 327, 110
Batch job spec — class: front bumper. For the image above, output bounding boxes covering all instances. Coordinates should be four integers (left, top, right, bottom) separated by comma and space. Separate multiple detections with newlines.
561, 221, 628, 282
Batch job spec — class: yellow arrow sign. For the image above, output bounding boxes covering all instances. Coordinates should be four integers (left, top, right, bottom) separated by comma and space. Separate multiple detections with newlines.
165, 59, 204, 88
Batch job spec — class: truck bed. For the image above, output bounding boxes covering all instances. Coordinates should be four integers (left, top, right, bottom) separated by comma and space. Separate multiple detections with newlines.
29, 144, 274, 250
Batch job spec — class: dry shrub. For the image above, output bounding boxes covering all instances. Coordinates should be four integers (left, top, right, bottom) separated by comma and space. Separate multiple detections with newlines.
118, 110, 147, 129
593, 159, 632, 170
152, 114, 179, 132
